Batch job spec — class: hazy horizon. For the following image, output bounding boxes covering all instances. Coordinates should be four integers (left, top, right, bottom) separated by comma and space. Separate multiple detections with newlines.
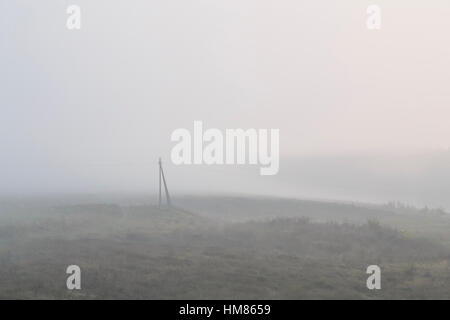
2, 1, 450, 208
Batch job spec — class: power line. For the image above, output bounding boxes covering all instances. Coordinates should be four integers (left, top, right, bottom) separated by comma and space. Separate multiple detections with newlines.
158, 157, 171, 208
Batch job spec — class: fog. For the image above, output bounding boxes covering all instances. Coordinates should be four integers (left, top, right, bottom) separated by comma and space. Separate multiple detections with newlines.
1, 1, 450, 208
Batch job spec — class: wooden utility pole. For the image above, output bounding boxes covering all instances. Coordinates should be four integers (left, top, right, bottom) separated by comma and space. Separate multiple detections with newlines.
158, 157, 171, 208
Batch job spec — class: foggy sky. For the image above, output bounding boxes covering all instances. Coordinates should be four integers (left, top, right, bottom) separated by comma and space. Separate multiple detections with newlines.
1, 1, 450, 208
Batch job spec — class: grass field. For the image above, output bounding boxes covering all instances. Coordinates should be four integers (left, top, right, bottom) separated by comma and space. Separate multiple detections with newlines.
0, 196, 449, 299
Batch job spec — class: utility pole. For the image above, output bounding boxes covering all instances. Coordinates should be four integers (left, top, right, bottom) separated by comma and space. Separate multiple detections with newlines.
158, 157, 171, 208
